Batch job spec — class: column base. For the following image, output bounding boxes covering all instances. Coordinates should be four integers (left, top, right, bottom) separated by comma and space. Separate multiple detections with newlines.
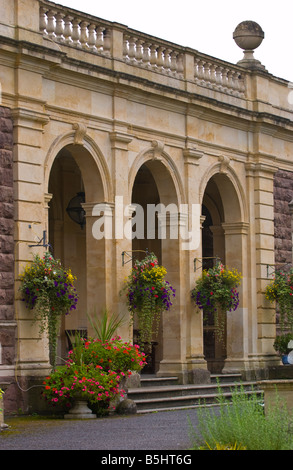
157, 357, 210, 384
223, 354, 281, 380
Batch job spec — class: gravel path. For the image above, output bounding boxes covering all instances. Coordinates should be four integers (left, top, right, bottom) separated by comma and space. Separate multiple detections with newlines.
0, 409, 200, 451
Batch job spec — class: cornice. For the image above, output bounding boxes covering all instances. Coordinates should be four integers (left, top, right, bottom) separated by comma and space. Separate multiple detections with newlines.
1, 34, 293, 139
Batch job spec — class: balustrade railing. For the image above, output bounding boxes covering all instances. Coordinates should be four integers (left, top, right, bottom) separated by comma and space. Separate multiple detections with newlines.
39, 2, 246, 98
194, 58, 246, 97
122, 35, 184, 79
39, 4, 111, 55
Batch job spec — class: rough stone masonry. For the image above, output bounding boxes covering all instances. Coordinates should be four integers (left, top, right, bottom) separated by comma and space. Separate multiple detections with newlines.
0, 106, 15, 380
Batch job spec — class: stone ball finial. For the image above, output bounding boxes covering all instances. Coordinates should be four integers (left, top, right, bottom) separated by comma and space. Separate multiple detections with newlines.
233, 21, 264, 51
233, 21, 266, 70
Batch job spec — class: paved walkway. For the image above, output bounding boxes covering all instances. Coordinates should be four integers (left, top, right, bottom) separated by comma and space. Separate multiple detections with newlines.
0, 409, 201, 451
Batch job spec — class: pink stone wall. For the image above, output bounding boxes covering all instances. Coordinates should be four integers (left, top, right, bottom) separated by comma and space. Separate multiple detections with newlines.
274, 169, 293, 268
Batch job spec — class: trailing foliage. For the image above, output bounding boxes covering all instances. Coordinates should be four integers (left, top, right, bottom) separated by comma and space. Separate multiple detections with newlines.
191, 263, 241, 339
122, 253, 175, 345
19, 252, 78, 367
266, 269, 293, 331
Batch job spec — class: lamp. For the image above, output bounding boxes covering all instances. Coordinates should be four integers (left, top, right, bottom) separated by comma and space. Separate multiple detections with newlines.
66, 191, 86, 229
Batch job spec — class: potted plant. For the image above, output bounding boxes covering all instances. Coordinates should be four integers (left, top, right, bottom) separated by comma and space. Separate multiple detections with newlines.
87, 308, 125, 343
41, 333, 146, 417
265, 270, 293, 332
19, 252, 78, 367
122, 253, 175, 347
191, 263, 242, 340
273, 332, 293, 364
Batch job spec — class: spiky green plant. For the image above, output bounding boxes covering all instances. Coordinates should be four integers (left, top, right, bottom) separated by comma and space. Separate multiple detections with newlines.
87, 309, 125, 342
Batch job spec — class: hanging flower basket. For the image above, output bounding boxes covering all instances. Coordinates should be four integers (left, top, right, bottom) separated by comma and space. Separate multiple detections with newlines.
122, 253, 176, 346
191, 263, 242, 339
19, 252, 78, 367
265, 269, 293, 332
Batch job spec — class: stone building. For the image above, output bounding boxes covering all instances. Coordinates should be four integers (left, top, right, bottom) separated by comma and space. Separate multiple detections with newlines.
0, 0, 293, 413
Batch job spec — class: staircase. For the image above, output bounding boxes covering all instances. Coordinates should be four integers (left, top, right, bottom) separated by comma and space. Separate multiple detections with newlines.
127, 373, 262, 413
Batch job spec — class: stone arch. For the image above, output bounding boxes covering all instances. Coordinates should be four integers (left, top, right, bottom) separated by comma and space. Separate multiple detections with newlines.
44, 130, 112, 202
44, 129, 113, 360
129, 142, 185, 375
200, 161, 250, 374
129, 141, 185, 206
199, 159, 248, 224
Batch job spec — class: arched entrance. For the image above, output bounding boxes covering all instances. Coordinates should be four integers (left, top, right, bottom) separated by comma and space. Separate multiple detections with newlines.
130, 156, 183, 375
47, 142, 109, 362
201, 172, 247, 373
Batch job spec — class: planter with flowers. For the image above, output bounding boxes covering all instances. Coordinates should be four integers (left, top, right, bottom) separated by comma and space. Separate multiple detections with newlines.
191, 263, 242, 340
122, 253, 176, 348
265, 269, 293, 333
19, 252, 78, 367
273, 333, 293, 365
41, 334, 146, 417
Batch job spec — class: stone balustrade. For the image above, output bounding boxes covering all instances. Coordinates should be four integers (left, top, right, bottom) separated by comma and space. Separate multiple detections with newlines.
39, 2, 246, 98
122, 35, 185, 79
194, 58, 246, 97
39, 4, 112, 55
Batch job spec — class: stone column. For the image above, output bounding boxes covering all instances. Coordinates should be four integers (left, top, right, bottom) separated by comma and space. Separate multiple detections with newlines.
243, 162, 279, 373
12, 103, 51, 401
156, 210, 187, 381
222, 221, 250, 372
109, 131, 133, 342
156, 146, 208, 383
83, 201, 115, 330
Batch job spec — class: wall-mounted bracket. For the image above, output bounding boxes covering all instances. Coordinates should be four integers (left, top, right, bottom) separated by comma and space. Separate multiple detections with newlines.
28, 230, 52, 250
122, 249, 149, 266
193, 256, 221, 272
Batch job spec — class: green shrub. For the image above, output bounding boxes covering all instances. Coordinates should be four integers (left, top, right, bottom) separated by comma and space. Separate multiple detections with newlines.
189, 384, 293, 451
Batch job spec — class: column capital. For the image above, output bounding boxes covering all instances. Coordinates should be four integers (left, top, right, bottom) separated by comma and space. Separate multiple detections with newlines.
109, 131, 133, 150
82, 201, 114, 216
183, 147, 204, 165
222, 221, 249, 235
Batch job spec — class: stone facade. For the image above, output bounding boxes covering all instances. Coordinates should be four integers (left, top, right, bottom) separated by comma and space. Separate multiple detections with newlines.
0, 106, 16, 412
1, 0, 293, 413
274, 170, 293, 267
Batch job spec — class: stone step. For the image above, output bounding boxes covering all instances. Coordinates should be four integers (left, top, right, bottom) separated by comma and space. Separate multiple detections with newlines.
128, 375, 262, 413
140, 375, 179, 388
210, 373, 243, 383
131, 388, 262, 413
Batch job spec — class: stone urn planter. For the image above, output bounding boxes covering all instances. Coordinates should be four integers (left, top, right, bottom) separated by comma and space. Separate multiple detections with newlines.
64, 396, 96, 419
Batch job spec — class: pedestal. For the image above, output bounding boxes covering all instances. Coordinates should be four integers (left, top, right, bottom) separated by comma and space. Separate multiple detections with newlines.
258, 379, 293, 414
64, 399, 96, 419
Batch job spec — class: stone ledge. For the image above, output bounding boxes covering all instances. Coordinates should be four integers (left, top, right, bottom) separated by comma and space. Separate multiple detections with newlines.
267, 365, 293, 380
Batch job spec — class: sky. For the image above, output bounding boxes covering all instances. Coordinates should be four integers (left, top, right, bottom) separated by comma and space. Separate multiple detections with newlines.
57, 0, 293, 83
